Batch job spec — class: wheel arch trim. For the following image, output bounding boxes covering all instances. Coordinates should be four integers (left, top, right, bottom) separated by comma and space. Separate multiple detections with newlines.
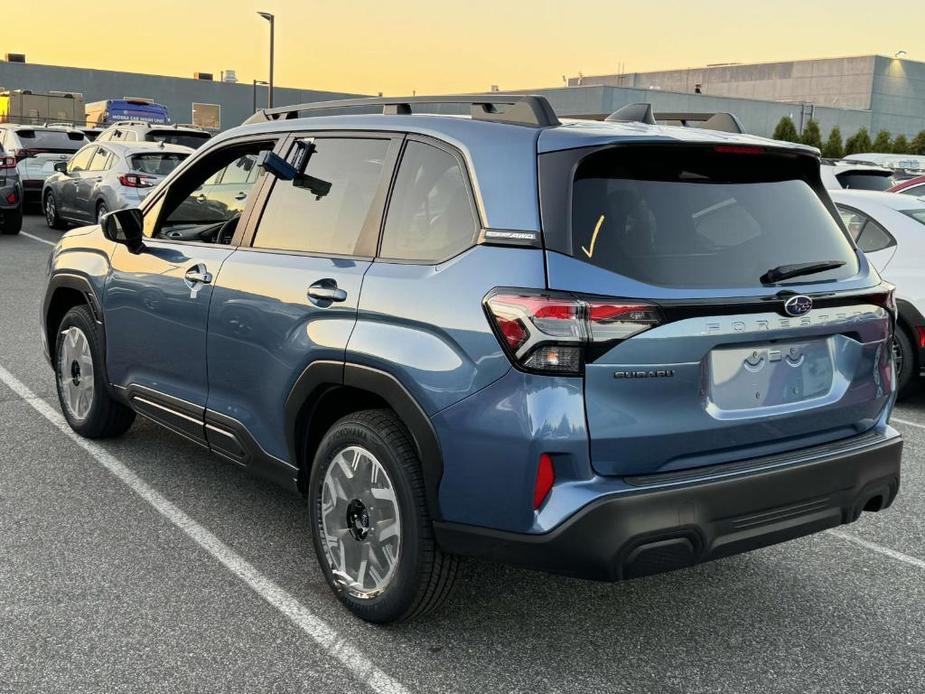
284, 360, 445, 519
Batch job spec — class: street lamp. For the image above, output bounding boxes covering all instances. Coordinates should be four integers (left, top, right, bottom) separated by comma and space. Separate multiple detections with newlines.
258, 11, 275, 108
252, 79, 269, 113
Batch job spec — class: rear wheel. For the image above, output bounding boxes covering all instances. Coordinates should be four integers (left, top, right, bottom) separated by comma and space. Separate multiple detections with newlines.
0, 206, 22, 235
894, 326, 919, 399
44, 191, 66, 230
308, 409, 458, 623
54, 305, 135, 438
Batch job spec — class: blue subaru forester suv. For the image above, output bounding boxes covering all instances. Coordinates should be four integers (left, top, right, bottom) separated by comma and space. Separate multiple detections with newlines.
42, 95, 903, 623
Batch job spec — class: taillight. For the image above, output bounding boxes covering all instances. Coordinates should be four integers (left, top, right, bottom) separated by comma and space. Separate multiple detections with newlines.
0, 156, 16, 169
119, 173, 157, 188
484, 290, 661, 375
14, 149, 34, 162
5, 192, 16, 204
916, 326, 925, 350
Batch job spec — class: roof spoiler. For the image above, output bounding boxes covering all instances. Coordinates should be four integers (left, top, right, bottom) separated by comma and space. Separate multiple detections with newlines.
244, 94, 561, 128
604, 103, 745, 134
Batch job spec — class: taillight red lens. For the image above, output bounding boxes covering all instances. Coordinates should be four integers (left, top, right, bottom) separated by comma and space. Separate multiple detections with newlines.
485, 290, 661, 375
0, 156, 16, 169
714, 145, 766, 155
533, 454, 555, 510
917, 326, 925, 350
119, 173, 156, 188
5, 192, 16, 204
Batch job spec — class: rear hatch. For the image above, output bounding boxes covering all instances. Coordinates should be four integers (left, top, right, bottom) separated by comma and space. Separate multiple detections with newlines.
14, 128, 86, 183
538, 142, 894, 477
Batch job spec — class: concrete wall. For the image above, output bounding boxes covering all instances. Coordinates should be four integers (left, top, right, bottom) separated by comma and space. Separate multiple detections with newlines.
527, 85, 873, 139
870, 56, 925, 137
570, 56, 879, 110
0, 61, 362, 130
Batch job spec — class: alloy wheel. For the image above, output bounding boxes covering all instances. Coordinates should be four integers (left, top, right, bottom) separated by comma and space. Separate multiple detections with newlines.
319, 445, 402, 599
45, 195, 57, 227
892, 336, 905, 379
57, 326, 95, 423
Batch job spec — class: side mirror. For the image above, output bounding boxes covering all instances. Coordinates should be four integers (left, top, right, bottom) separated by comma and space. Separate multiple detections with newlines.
101, 208, 145, 254
54, 161, 68, 174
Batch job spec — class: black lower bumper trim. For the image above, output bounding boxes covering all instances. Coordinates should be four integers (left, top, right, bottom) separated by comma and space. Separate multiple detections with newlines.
434, 432, 902, 581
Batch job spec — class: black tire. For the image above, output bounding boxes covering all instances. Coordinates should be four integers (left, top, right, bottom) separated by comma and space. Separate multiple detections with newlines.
44, 191, 66, 230
54, 305, 135, 438
308, 409, 458, 624
0, 206, 22, 235
894, 325, 920, 400
96, 201, 109, 224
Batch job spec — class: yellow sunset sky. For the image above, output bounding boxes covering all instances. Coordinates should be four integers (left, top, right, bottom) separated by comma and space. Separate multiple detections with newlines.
9, 1, 923, 94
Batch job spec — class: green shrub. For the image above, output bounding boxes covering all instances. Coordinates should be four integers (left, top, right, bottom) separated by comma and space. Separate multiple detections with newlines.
822, 127, 844, 159
800, 119, 823, 149
872, 130, 893, 153
845, 128, 872, 155
893, 134, 910, 154
772, 116, 800, 143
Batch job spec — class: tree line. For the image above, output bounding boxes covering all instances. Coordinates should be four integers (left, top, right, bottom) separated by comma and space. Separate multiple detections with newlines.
772, 116, 925, 160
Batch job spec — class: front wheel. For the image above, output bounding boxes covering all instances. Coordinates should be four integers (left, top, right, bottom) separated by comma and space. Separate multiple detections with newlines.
0, 206, 22, 235
309, 410, 458, 623
44, 191, 66, 230
55, 305, 135, 438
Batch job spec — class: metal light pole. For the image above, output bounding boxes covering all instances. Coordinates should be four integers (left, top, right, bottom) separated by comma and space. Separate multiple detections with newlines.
258, 11, 275, 108
252, 79, 269, 113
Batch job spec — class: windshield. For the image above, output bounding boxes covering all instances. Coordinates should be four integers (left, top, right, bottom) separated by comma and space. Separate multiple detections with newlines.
148, 131, 211, 148
15, 129, 86, 151
568, 147, 859, 288
130, 152, 189, 176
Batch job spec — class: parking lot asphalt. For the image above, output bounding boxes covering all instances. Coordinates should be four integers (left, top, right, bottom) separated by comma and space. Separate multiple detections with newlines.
2, 213, 924, 694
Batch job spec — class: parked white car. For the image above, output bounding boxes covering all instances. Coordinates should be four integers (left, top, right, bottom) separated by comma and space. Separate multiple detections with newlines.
821, 161, 895, 191
830, 189, 925, 396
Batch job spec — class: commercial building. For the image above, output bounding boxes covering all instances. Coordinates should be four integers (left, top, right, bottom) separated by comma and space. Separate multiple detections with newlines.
0, 58, 360, 131
563, 55, 925, 138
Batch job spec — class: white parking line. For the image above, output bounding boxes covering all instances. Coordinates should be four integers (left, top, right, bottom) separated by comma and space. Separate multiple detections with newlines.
828, 529, 925, 570
19, 232, 55, 247
0, 363, 409, 694
892, 417, 925, 431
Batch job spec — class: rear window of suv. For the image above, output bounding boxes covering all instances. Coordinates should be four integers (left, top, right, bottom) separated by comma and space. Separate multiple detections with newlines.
563, 146, 859, 288
130, 152, 189, 175
15, 128, 86, 151
148, 130, 211, 148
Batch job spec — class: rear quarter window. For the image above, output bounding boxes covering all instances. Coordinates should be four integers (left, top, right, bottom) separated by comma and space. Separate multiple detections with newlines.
553, 145, 859, 289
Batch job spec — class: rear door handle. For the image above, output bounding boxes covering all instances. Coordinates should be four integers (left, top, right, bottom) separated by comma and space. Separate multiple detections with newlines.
307, 279, 347, 304
184, 264, 213, 285
233, 192, 247, 201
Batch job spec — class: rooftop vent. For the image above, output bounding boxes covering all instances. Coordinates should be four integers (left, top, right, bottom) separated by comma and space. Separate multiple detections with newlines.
5, 53, 25, 63
221, 69, 238, 84
194, 72, 213, 81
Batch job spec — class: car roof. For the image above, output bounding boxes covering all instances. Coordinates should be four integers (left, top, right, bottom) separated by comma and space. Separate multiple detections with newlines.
824, 161, 893, 174
891, 175, 925, 191
97, 141, 194, 155
217, 108, 818, 231
830, 189, 925, 211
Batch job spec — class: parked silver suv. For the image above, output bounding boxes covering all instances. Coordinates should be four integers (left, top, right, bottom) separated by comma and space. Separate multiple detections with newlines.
95, 121, 212, 149
42, 141, 192, 227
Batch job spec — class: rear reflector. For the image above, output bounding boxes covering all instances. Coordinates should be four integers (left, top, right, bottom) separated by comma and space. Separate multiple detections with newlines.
533, 454, 555, 510
5, 192, 16, 204
917, 326, 925, 349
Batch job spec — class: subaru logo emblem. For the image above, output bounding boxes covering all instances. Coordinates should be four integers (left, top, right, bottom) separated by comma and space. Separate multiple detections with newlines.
784, 295, 813, 317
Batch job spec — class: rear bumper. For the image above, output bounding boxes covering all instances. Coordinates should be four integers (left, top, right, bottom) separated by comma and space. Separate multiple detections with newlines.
434, 430, 902, 581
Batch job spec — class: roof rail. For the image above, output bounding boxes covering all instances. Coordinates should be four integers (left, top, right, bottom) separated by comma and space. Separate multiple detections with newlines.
601, 103, 745, 134
243, 94, 561, 128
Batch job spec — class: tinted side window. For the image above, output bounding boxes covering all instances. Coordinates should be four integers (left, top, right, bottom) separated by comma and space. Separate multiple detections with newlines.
380, 141, 479, 262
837, 207, 868, 241
899, 184, 925, 197
68, 147, 95, 173
253, 137, 390, 256
857, 218, 894, 253
89, 147, 113, 171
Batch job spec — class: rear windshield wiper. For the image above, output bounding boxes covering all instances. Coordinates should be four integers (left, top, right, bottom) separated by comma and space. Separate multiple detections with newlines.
760, 260, 846, 285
